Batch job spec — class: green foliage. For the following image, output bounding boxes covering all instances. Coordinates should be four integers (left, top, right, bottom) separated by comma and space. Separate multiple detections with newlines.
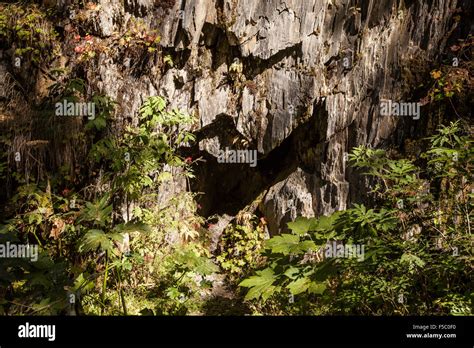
420, 36, 472, 105
120, 193, 218, 315
424, 121, 472, 178
349, 146, 420, 200
119, 17, 161, 53
240, 122, 473, 315
163, 54, 174, 67
78, 194, 112, 227
424, 67, 465, 101
0, 92, 213, 316
265, 232, 317, 255
216, 216, 266, 277
89, 96, 196, 202
74, 97, 202, 315
85, 95, 115, 131
240, 268, 277, 301
238, 213, 339, 306
0, 184, 74, 314
47, 78, 113, 137
173, 247, 219, 275
0, 3, 59, 63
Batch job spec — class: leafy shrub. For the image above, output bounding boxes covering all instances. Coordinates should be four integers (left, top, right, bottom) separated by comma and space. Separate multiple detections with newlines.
0, 95, 213, 315
0, 3, 59, 63
216, 214, 266, 279
240, 121, 473, 315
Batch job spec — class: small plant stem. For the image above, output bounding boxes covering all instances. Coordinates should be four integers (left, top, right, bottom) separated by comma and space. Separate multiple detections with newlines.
101, 250, 109, 315
116, 267, 128, 315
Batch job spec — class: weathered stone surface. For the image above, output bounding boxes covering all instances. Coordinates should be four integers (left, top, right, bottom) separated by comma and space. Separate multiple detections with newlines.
2, 0, 462, 234
82, 0, 460, 233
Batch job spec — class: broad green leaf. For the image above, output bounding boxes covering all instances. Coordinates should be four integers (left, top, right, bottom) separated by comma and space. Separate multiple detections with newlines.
310, 213, 341, 232
287, 277, 310, 295
239, 268, 277, 301
78, 229, 113, 253
400, 253, 425, 269
27, 273, 50, 288
283, 266, 299, 279
287, 217, 313, 235
313, 260, 338, 281
308, 281, 327, 295
74, 273, 94, 292
265, 234, 299, 255
299, 240, 317, 252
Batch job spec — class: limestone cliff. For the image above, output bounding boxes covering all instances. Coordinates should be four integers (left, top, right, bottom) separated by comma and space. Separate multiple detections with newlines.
1, 0, 469, 234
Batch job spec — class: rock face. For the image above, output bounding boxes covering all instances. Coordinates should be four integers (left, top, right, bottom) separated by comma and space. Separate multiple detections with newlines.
2, 0, 463, 234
